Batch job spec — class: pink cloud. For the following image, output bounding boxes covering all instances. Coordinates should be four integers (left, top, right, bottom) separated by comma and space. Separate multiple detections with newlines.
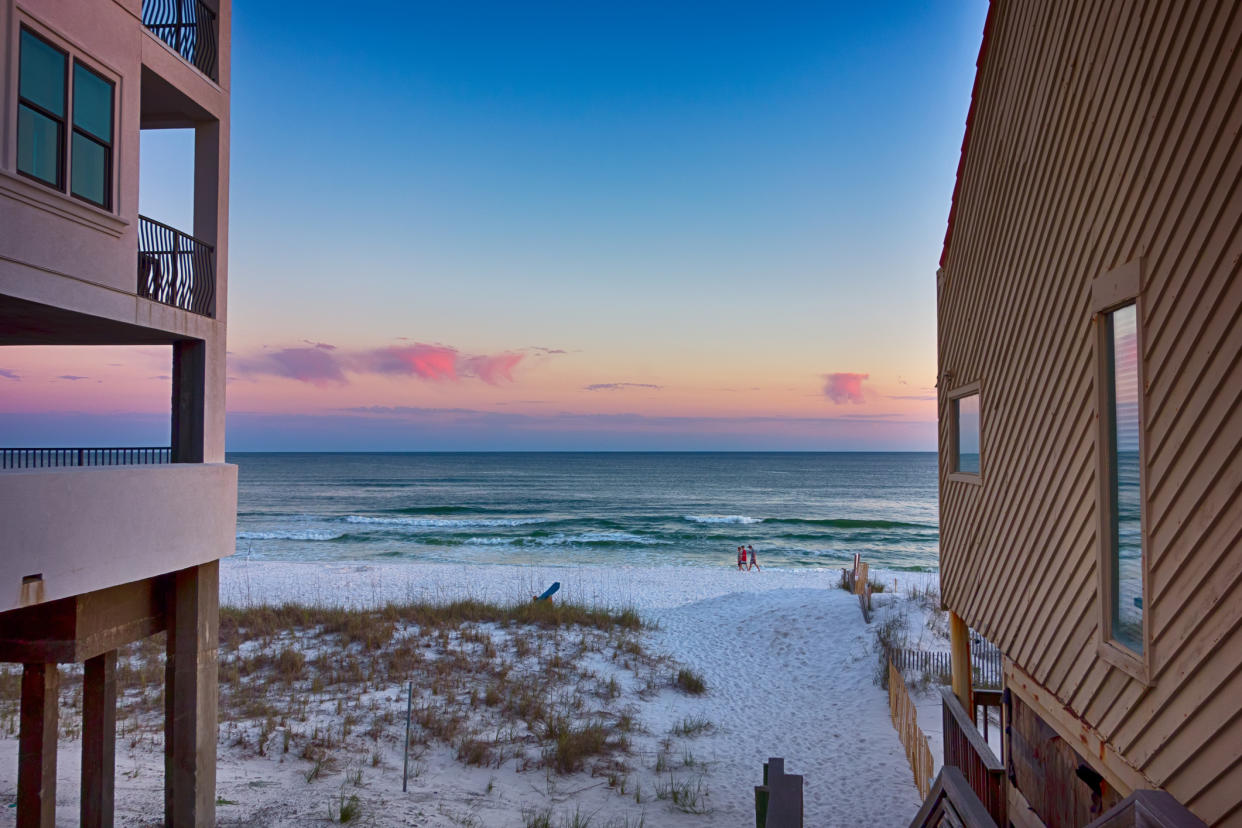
461, 353, 523, 384
235, 342, 528, 386
823, 372, 869, 404
265, 348, 349, 386
359, 345, 460, 380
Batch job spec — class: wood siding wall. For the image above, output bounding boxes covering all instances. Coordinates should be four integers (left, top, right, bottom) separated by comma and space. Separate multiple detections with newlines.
937, 1, 1242, 825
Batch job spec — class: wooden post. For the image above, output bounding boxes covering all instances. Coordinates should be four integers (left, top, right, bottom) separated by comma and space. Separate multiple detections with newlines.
18, 662, 58, 828
165, 563, 219, 827
402, 681, 412, 792
83, 650, 117, 828
950, 611, 973, 712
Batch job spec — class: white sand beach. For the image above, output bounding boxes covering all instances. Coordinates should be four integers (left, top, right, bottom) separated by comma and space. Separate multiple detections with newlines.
0, 561, 940, 826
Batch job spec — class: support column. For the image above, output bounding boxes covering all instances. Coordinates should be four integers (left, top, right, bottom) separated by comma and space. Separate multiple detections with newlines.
171, 340, 206, 464
18, 663, 58, 828
82, 651, 117, 828
950, 611, 973, 713
164, 562, 219, 827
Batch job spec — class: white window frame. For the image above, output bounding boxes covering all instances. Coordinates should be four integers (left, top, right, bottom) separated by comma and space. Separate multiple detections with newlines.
947, 381, 983, 485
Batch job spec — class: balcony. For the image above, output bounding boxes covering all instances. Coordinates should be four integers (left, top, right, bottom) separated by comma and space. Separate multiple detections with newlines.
138, 215, 216, 317
0, 462, 237, 614
141, 0, 219, 82
2, 447, 170, 469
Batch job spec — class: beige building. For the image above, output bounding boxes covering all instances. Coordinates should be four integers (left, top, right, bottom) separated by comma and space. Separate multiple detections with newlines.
0, 0, 234, 825
931, 1, 1241, 827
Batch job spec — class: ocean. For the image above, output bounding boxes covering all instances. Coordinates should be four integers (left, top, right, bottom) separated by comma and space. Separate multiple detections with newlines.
230, 452, 940, 571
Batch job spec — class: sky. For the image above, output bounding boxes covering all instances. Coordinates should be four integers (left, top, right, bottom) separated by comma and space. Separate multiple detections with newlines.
0, 1, 989, 451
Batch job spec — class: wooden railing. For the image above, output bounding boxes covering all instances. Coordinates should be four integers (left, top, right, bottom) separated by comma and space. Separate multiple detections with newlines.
941, 687, 1006, 827
889, 662, 935, 799
1085, 790, 1207, 827
1, 447, 171, 469
972, 688, 1003, 755
908, 766, 999, 828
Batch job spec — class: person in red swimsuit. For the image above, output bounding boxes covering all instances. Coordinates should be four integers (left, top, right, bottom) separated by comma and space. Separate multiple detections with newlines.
737, 546, 747, 570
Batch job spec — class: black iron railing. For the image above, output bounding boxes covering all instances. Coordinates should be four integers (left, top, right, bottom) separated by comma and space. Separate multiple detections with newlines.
141, 0, 218, 81
1, 448, 171, 469
138, 215, 216, 317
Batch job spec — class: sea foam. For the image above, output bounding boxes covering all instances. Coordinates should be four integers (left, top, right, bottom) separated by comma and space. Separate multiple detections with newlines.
683, 515, 763, 525
237, 530, 344, 542
343, 515, 548, 528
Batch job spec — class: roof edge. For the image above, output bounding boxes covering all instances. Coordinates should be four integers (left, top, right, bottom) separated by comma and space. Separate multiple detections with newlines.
939, 1, 996, 270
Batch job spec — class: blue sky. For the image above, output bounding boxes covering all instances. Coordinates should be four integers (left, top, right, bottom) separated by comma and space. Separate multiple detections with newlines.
5, 1, 988, 450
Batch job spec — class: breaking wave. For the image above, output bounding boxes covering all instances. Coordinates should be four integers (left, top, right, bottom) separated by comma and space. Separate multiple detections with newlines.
683, 515, 763, 525
237, 529, 345, 542
343, 515, 549, 528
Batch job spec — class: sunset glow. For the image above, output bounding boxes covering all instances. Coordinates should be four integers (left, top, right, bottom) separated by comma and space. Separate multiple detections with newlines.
0, 1, 989, 450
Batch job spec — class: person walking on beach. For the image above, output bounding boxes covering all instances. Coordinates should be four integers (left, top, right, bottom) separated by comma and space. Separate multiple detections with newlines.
747, 544, 760, 571
737, 546, 747, 570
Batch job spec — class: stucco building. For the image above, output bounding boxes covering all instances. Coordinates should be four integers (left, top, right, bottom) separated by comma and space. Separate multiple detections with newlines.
0, 0, 234, 824
930, 1, 1241, 827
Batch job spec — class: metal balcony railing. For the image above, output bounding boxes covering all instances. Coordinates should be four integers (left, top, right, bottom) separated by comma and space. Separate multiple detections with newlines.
1, 448, 171, 469
141, 0, 218, 81
138, 215, 216, 317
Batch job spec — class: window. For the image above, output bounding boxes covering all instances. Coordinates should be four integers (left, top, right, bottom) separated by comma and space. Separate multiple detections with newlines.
1103, 303, 1143, 653
955, 394, 981, 474
17, 28, 67, 188
15, 26, 115, 209
949, 384, 981, 480
71, 62, 114, 208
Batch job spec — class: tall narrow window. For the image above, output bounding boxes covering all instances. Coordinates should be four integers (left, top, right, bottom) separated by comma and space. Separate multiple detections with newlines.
71, 62, 114, 208
1105, 303, 1143, 653
17, 28, 67, 188
953, 392, 981, 476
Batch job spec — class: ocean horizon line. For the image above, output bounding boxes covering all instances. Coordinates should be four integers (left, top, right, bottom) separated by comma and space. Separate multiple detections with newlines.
224, 448, 940, 455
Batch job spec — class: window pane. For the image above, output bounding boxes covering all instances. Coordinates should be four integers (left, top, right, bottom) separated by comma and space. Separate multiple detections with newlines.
71, 133, 108, 206
1108, 303, 1143, 653
955, 393, 980, 475
18, 104, 62, 186
73, 63, 113, 142
20, 30, 66, 117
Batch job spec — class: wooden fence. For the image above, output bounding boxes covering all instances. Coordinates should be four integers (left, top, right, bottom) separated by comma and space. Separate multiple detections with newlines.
842, 555, 873, 623
888, 661, 935, 800
886, 637, 1002, 689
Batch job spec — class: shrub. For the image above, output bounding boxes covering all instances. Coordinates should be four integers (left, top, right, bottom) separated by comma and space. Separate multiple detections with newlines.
674, 668, 706, 696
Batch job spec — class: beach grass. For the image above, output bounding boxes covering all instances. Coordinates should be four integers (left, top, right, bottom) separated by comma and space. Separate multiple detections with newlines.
0, 597, 711, 821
